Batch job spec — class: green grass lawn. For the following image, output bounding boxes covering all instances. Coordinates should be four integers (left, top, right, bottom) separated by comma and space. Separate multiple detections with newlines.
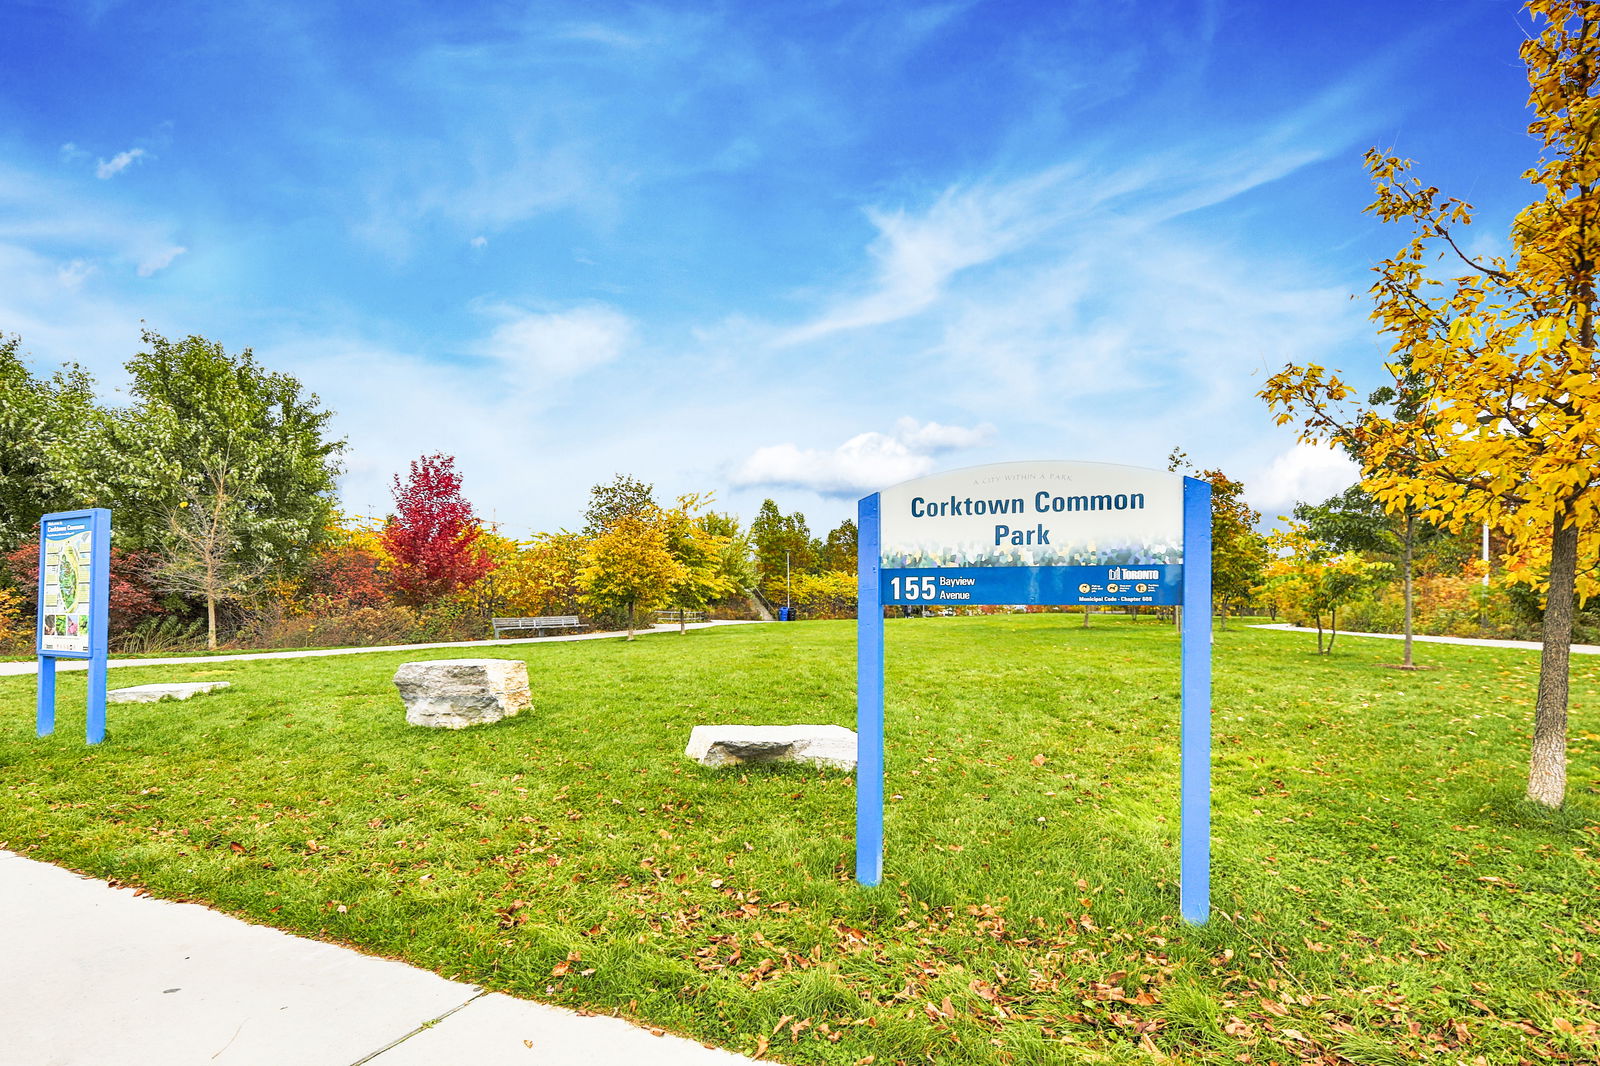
1, 616, 1596, 1064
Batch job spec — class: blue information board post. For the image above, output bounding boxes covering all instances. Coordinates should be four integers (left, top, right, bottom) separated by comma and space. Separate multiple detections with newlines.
35, 508, 112, 745
856, 462, 1213, 923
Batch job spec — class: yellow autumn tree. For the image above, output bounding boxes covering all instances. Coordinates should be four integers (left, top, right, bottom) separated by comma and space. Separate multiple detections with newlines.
495, 531, 590, 617
1260, 0, 1600, 806
1257, 523, 1390, 655
660, 494, 735, 633
579, 506, 685, 640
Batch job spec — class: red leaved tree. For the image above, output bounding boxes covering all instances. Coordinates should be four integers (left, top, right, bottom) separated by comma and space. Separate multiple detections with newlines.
303, 546, 390, 614
380, 454, 495, 606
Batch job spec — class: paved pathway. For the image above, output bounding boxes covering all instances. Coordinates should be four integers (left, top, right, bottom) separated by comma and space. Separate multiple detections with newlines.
1249, 623, 1600, 655
0, 851, 754, 1066
0, 620, 764, 677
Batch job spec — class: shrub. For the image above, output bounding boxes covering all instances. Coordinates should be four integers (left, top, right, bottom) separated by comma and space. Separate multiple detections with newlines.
790, 570, 857, 619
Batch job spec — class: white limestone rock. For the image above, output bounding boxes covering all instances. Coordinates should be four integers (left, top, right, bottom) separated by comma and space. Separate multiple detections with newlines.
393, 658, 531, 729
685, 725, 857, 770
108, 681, 231, 704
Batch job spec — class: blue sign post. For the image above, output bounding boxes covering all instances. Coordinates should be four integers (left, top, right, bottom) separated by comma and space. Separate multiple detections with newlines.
856, 462, 1213, 923
36, 508, 112, 745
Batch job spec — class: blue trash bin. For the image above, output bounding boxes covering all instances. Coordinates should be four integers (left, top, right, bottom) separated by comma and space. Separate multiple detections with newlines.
778, 607, 794, 621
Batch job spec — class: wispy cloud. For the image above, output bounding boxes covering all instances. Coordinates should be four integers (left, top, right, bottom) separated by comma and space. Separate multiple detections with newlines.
477, 303, 633, 381
731, 417, 994, 496
777, 66, 1381, 351
777, 167, 1077, 345
95, 147, 146, 179
136, 244, 186, 276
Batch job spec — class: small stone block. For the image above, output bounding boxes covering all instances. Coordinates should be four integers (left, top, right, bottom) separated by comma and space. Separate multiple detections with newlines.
393, 658, 531, 729
107, 682, 232, 704
685, 725, 857, 770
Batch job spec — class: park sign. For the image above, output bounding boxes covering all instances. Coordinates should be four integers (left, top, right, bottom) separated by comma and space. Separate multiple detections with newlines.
35, 508, 112, 744
857, 462, 1214, 923
878, 461, 1183, 606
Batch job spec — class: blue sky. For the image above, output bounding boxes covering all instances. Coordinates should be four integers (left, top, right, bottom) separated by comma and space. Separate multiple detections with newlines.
1, 0, 1539, 538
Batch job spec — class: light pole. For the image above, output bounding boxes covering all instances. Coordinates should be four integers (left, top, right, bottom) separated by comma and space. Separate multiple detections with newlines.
785, 550, 791, 617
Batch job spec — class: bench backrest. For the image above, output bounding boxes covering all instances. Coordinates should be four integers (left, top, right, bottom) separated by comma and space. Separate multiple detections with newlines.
493, 616, 580, 625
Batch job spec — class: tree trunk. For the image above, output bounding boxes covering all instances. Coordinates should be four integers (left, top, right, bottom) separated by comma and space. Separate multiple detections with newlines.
1402, 512, 1415, 669
1527, 511, 1578, 807
627, 601, 636, 641
1314, 611, 1324, 654
1328, 606, 1338, 654
1082, 605, 1090, 627
1219, 597, 1229, 631
206, 593, 218, 651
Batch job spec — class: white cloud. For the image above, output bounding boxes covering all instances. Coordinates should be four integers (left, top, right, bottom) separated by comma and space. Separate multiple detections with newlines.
56, 258, 96, 288
136, 244, 187, 276
891, 415, 992, 451
470, 235, 488, 248
95, 148, 147, 179
478, 304, 633, 380
778, 170, 1072, 345
1248, 442, 1359, 517
730, 417, 993, 496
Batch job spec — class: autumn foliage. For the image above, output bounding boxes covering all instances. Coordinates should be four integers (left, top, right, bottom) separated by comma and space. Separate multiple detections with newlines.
1259, 0, 1600, 806
379, 454, 496, 606
4, 535, 163, 634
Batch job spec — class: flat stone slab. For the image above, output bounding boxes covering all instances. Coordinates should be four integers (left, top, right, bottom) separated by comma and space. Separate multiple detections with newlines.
108, 681, 231, 703
394, 658, 531, 729
685, 725, 856, 770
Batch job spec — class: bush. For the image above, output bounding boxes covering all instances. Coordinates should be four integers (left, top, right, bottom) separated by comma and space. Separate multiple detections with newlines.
247, 606, 423, 649
790, 570, 857, 619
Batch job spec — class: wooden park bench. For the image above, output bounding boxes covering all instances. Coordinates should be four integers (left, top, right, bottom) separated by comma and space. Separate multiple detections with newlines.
654, 609, 708, 625
491, 615, 585, 638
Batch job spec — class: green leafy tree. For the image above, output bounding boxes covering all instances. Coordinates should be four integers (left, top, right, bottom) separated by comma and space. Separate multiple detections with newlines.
749, 499, 814, 605
820, 519, 858, 573
583, 474, 656, 537
701, 512, 755, 593
0, 335, 114, 547
1294, 484, 1446, 668
109, 330, 344, 573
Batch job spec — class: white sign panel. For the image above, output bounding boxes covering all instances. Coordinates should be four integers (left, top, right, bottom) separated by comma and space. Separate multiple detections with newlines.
878, 460, 1184, 605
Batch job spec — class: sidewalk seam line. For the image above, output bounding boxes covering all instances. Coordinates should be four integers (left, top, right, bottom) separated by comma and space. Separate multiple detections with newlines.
346, 989, 490, 1066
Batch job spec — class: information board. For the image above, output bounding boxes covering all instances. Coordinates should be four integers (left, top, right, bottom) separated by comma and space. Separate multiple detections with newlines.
39, 515, 96, 656
35, 508, 112, 744
857, 462, 1213, 923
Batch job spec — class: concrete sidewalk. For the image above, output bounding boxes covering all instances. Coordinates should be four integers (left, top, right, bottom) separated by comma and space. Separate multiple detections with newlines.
1248, 623, 1600, 655
0, 620, 764, 678
0, 851, 755, 1066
